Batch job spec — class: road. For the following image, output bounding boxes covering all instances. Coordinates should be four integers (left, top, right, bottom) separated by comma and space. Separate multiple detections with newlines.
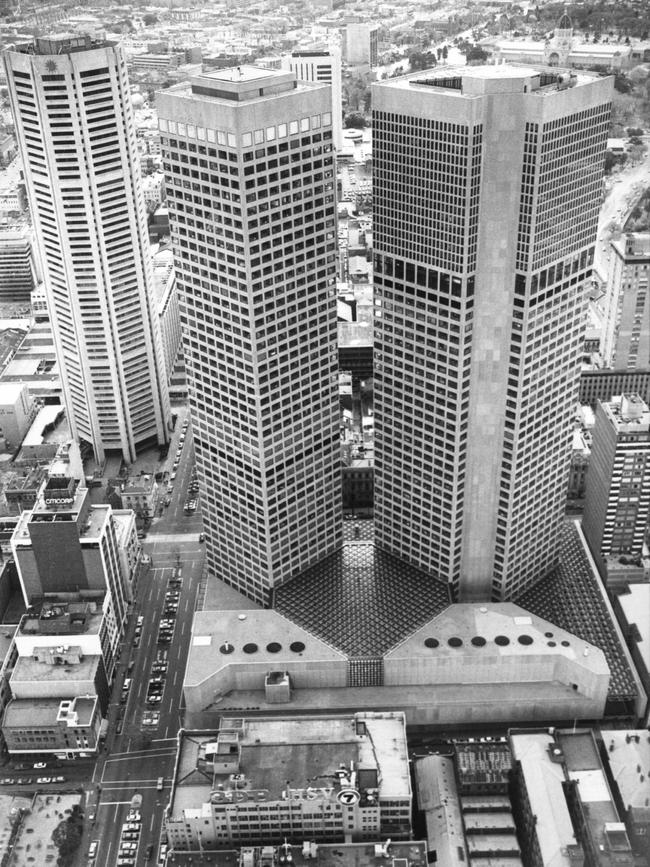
595, 142, 650, 280
78, 411, 206, 867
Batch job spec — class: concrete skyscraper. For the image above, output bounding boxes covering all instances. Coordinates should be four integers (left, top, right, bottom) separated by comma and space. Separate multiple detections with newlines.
4, 35, 171, 464
372, 65, 612, 602
286, 45, 343, 151
158, 67, 341, 605
582, 394, 650, 580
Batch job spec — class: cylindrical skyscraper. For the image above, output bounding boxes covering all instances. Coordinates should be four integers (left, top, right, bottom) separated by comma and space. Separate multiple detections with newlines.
4, 35, 171, 463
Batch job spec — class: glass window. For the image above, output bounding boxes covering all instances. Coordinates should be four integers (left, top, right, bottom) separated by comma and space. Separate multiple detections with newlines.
254, 129, 264, 144
266, 126, 276, 141
227, 133, 237, 148
178, 122, 186, 136
311, 115, 321, 129
159, 118, 168, 132
300, 117, 309, 132
323, 112, 332, 126
289, 120, 299, 135
278, 123, 287, 138
242, 132, 252, 147
207, 129, 216, 142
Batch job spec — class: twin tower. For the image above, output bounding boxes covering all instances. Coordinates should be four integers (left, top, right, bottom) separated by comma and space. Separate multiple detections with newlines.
6, 38, 613, 606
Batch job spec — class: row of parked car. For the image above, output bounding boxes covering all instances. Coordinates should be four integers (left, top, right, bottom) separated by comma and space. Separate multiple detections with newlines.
0, 774, 66, 786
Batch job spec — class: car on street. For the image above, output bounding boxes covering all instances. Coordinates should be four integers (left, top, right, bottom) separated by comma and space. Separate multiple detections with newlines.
158, 843, 168, 865
37, 777, 52, 784
117, 860, 135, 867
120, 842, 138, 851
122, 831, 139, 841
124, 821, 141, 830
88, 840, 99, 858
53, 775, 65, 782
142, 711, 160, 726
33, 762, 47, 769
151, 662, 167, 674
147, 694, 162, 705
0, 779, 14, 785
199, 532, 205, 542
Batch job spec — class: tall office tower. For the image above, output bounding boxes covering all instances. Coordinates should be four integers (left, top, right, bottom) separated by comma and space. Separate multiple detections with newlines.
345, 23, 379, 69
582, 394, 650, 578
158, 68, 341, 605
4, 35, 171, 464
287, 45, 343, 151
372, 65, 612, 602
602, 233, 650, 371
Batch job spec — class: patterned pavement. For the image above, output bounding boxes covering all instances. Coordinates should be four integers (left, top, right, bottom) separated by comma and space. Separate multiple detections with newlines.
517, 522, 638, 704
274, 541, 450, 657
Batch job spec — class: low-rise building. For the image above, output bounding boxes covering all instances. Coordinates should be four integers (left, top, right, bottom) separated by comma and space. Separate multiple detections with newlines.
582, 394, 650, 584
2, 694, 101, 757
601, 730, 650, 862
166, 713, 411, 851
118, 473, 158, 523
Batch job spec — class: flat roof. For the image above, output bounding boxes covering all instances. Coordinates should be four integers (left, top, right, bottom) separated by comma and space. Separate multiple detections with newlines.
387, 603, 608, 674
600, 730, 650, 809
172, 713, 409, 816
510, 733, 579, 867
186, 608, 346, 689
3, 695, 96, 727
11, 652, 100, 684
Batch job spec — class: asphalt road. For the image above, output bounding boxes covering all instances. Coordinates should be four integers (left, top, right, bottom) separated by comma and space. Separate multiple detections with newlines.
77, 417, 206, 867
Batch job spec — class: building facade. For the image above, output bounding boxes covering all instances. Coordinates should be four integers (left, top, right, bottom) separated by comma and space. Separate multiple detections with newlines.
0, 225, 40, 301
602, 233, 650, 372
166, 714, 412, 850
4, 35, 171, 464
287, 45, 343, 151
158, 67, 341, 605
372, 65, 611, 602
582, 394, 650, 574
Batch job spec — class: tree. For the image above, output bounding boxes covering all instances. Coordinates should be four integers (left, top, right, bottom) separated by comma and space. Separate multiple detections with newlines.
614, 73, 633, 94
441, 45, 448, 60
143, 13, 158, 25
344, 112, 366, 129
408, 49, 437, 71
465, 45, 489, 63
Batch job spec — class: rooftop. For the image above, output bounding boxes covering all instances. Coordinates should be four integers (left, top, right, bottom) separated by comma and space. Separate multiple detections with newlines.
510, 732, 581, 867
377, 63, 600, 98
172, 713, 409, 816
3, 694, 97, 728
173, 842, 428, 867
15, 34, 114, 55
600, 729, 650, 810
11, 651, 99, 684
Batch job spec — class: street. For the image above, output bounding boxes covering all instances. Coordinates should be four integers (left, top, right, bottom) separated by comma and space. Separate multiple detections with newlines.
79, 413, 206, 867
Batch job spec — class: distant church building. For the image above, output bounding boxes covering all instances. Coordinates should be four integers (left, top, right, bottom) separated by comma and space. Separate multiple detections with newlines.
490, 11, 632, 72
545, 11, 573, 66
